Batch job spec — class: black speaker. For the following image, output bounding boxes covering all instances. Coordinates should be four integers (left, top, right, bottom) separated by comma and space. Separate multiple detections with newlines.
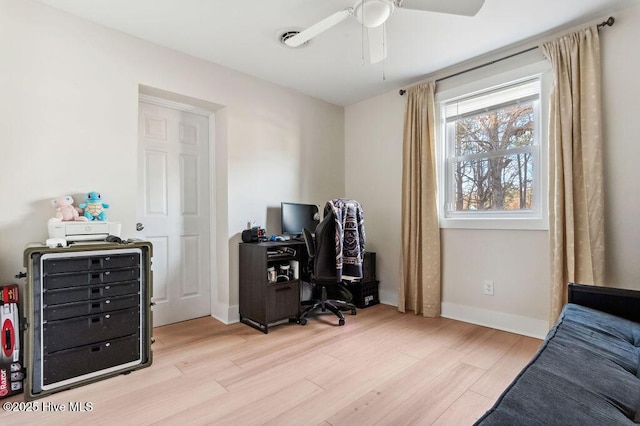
362, 252, 376, 282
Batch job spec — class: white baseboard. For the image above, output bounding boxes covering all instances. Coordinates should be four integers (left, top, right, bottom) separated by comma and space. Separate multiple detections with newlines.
441, 302, 549, 339
212, 303, 239, 325
213, 299, 548, 339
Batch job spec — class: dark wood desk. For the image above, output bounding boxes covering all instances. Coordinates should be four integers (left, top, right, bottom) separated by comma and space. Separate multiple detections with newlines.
238, 240, 308, 333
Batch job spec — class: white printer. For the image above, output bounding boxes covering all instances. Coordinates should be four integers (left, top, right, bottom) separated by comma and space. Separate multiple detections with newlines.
47, 221, 121, 247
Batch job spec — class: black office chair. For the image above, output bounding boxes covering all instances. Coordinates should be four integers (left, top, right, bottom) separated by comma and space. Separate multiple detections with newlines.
298, 211, 357, 326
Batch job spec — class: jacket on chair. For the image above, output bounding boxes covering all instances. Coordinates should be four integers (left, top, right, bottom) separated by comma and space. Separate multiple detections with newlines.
324, 199, 365, 281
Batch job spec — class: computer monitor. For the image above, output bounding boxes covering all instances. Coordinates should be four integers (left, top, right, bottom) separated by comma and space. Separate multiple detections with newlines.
281, 202, 319, 237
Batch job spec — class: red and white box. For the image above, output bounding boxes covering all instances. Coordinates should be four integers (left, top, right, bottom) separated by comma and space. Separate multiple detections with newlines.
0, 284, 22, 398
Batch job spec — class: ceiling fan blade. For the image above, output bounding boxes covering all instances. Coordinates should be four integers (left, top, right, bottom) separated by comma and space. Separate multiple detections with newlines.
285, 8, 354, 47
397, 0, 485, 16
367, 25, 387, 64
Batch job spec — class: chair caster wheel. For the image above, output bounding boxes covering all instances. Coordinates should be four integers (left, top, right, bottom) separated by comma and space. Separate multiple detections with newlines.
338, 319, 345, 326
351, 309, 357, 315
299, 318, 307, 325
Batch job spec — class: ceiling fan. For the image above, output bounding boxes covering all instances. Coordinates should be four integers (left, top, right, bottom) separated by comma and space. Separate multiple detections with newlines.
285, 0, 486, 64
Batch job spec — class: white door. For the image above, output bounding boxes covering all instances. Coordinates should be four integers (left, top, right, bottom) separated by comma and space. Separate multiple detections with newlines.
137, 100, 212, 326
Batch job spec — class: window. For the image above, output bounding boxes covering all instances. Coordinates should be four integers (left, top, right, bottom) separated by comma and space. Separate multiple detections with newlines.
437, 70, 549, 230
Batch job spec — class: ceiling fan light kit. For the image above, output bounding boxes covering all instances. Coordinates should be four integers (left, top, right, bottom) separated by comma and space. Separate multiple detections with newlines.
284, 0, 485, 63
354, 0, 394, 28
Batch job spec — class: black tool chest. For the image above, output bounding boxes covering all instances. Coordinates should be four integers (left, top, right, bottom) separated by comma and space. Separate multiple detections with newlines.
23, 242, 153, 399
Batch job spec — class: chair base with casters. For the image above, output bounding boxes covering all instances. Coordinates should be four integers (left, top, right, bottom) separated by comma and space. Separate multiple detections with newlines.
297, 283, 356, 326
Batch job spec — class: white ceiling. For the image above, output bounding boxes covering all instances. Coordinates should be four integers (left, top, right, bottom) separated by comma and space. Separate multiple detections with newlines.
34, 0, 635, 106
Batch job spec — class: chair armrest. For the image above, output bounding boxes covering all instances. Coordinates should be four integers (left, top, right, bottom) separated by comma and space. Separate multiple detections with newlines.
568, 283, 640, 323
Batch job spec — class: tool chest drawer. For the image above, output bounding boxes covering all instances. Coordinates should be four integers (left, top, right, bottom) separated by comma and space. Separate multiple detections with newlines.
43, 294, 140, 322
43, 307, 141, 353
43, 267, 141, 290
43, 335, 140, 386
43, 253, 140, 273
43, 280, 140, 305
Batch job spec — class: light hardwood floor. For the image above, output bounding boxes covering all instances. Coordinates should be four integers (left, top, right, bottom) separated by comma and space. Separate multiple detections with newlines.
1, 304, 541, 425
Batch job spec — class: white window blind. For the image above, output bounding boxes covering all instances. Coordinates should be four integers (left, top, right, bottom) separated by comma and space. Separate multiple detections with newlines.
444, 78, 540, 122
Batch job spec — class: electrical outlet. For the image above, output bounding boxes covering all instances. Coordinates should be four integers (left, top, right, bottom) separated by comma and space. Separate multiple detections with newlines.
483, 280, 494, 296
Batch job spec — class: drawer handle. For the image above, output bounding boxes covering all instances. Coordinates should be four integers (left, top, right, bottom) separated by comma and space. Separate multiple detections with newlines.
92, 273, 100, 279
91, 317, 100, 323
92, 303, 100, 309
91, 288, 100, 294
104, 271, 110, 276
105, 257, 111, 261
91, 346, 101, 352
105, 314, 110, 319
105, 300, 110, 304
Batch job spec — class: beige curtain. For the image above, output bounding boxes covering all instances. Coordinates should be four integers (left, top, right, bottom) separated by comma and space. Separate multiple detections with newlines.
399, 82, 441, 317
542, 26, 605, 323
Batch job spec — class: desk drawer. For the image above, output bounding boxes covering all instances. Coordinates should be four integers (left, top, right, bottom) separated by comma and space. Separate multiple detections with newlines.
43, 335, 140, 386
44, 267, 140, 290
43, 308, 140, 353
44, 294, 140, 321
266, 281, 299, 322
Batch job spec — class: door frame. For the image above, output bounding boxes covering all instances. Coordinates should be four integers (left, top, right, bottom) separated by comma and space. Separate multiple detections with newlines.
138, 93, 217, 324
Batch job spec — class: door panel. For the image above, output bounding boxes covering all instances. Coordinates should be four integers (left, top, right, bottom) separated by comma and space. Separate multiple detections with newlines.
138, 101, 211, 326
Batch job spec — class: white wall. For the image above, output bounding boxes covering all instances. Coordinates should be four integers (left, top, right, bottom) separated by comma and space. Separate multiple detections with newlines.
441, 229, 550, 337
345, 90, 405, 306
0, 0, 344, 323
345, 3, 640, 338
601, 4, 640, 289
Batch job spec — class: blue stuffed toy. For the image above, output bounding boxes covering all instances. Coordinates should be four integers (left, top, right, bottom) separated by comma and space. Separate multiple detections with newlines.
80, 191, 110, 221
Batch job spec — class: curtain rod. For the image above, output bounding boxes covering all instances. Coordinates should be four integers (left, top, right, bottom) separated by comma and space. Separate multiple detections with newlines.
399, 16, 615, 96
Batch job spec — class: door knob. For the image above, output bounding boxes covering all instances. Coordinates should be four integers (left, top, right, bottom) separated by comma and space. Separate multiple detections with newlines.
136, 223, 144, 231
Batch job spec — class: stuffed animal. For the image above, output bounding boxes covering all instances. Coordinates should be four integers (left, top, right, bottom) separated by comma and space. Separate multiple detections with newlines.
80, 191, 110, 221
49, 195, 88, 223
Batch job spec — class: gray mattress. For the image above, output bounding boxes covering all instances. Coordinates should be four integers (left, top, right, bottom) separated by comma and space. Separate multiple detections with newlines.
475, 303, 640, 425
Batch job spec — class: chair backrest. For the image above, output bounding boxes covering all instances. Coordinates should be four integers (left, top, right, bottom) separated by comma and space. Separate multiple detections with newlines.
302, 227, 315, 259
313, 210, 339, 282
